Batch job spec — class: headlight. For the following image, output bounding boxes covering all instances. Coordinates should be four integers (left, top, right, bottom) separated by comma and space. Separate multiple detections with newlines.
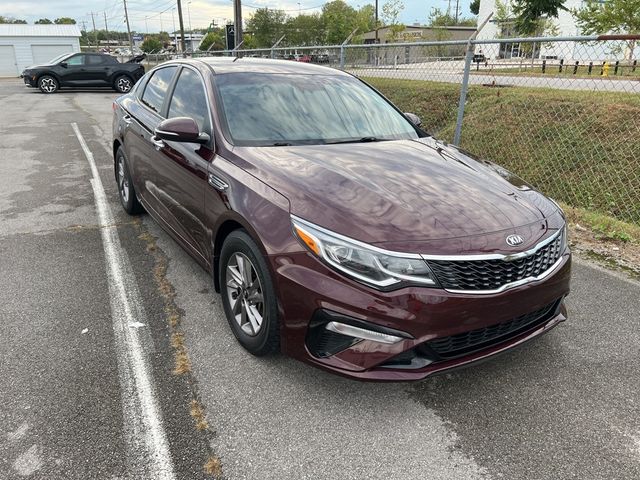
291, 216, 438, 290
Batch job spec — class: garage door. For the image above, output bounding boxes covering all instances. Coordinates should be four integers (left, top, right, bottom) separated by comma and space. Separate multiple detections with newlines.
0, 45, 18, 77
31, 44, 74, 65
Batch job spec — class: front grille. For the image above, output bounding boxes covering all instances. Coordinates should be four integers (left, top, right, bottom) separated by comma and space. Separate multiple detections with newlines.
428, 231, 564, 292
420, 299, 560, 360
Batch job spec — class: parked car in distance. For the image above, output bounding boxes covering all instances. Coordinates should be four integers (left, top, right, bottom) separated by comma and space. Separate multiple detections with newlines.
310, 53, 330, 63
21, 52, 145, 94
112, 58, 571, 381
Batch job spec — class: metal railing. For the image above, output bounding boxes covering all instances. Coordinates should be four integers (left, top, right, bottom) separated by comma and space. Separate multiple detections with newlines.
196, 35, 640, 224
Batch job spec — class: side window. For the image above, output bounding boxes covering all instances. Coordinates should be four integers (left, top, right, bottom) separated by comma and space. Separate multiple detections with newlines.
87, 55, 106, 65
66, 55, 85, 66
168, 68, 209, 132
141, 67, 177, 115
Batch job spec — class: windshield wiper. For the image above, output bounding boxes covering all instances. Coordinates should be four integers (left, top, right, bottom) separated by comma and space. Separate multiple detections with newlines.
271, 142, 293, 146
325, 136, 382, 145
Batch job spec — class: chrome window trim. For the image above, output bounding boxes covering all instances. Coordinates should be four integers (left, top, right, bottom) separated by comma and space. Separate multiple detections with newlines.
443, 254, 566, 295
420, 228, 563, 261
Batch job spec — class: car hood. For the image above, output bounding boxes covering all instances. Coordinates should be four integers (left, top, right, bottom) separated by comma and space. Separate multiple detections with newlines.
24, 62, 58, 70
233, 137, 559, 245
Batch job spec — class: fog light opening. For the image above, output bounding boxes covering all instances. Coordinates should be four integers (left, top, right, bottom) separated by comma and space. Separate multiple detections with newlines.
326, 321, 404, 344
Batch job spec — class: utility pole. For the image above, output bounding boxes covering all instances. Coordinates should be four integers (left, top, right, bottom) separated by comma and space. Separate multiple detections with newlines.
374, 0, 378, 43
81, 20, 91, 50
103, 11, 110, 51
176, 0, 187, 54
233, 0, 243, 49
172, 9, 177, 51
123, 0, 134, 53
455, 0, 460, 23
89, 12, 98, 50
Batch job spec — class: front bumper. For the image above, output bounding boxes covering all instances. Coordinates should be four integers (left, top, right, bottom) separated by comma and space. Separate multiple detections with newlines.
272, 249, 571, 381
22, 74, 36, 87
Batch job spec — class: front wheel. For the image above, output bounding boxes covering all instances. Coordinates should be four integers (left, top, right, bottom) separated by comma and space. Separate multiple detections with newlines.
220, 230, 280, 356
38, 75, 58, 94
114, 75, 133, 93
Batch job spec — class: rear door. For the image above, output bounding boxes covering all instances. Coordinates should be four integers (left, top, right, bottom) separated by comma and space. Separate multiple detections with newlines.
83, 54, 111, 85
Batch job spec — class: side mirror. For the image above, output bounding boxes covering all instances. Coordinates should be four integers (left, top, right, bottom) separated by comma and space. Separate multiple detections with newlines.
155, 117, 210, 144
404, 112, 422, 127
59, 62, 68, 68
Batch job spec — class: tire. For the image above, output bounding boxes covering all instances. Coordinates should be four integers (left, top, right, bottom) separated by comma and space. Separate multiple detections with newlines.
219, 230, 280, 356
38, 75, 58, 94
115, 148, 143, 215
114, 75, 133, 93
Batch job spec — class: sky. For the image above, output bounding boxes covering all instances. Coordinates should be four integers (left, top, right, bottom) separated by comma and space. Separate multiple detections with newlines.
2, 0, 474, 34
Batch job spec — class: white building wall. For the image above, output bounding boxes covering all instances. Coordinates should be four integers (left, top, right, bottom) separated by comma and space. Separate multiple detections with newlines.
0, 36, 80, 76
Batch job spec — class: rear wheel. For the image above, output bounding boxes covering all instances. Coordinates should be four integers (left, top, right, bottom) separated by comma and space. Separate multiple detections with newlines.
38, 75, 58, 94
114, 75, 133, 93
116, 148, 143, 215
220, 230, 280, 356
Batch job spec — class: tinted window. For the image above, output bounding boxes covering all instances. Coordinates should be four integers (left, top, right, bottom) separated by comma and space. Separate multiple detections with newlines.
214, 73, 418, 146
66, 55, 85, 66
87, 55, 107, 65
168, 68, 209, 132
141, 67, 177, 114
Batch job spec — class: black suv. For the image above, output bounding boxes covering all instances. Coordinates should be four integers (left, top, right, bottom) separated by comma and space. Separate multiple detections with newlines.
21, 52, 145, 94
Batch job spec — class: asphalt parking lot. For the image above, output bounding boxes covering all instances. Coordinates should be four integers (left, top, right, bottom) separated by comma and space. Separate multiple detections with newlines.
1, 78, 639, 480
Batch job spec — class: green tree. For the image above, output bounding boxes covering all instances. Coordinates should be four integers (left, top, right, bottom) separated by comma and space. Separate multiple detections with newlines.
0, 16, 27, 24
574, 0, 639, 60
322, 0, 357, 44
141, 36, 163, 53
381, 0, 405, 41
512, 0, 566, 35
35, 18, 53, 24
470, 0, 481, 16
245, 8, 288, 48
286, 13, 325, 46
199, 30, 225, 51
54, 17, 77, 25
428, 7, 477, 27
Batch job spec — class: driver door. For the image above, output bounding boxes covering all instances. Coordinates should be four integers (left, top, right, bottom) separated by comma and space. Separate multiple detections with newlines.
150, 66, 212, 262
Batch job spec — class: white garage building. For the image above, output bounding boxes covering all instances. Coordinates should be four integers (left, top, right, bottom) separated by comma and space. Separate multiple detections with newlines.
0, 24, 81, 77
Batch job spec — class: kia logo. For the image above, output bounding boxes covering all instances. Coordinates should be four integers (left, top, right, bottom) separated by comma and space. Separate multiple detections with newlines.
506, 234, 524, 247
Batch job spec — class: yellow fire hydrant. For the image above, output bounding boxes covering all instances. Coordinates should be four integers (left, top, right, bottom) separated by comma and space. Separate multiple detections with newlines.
602, 61, 610, 76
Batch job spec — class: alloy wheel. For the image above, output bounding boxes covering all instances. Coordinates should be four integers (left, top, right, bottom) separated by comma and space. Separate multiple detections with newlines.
40, 77, 56, 93
226, 253, 264, 336
117, 157, 130, 204
117, 77, 132, 92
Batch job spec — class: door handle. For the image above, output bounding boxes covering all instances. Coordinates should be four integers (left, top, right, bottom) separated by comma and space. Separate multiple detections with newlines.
122, 114, 132, 125
151, 135, 165, 150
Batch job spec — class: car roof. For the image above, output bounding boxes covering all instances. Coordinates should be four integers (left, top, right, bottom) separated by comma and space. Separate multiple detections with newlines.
183, 56, 350, 76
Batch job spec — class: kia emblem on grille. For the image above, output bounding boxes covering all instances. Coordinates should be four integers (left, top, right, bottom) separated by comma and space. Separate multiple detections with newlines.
506, 234, 524, 247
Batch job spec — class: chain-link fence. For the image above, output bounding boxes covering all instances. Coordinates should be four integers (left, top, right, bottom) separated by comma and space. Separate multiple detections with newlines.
201, 35, 640, 224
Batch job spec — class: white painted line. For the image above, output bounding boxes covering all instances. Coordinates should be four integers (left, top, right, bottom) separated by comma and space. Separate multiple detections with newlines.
72, 123, 176, 480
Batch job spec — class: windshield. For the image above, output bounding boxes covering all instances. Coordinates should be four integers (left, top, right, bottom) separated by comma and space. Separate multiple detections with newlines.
214, 73, 419, 146
47, 53, 72, 64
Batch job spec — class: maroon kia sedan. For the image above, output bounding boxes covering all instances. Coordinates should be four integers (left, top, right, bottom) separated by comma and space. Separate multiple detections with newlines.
112, 58, 570, 381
